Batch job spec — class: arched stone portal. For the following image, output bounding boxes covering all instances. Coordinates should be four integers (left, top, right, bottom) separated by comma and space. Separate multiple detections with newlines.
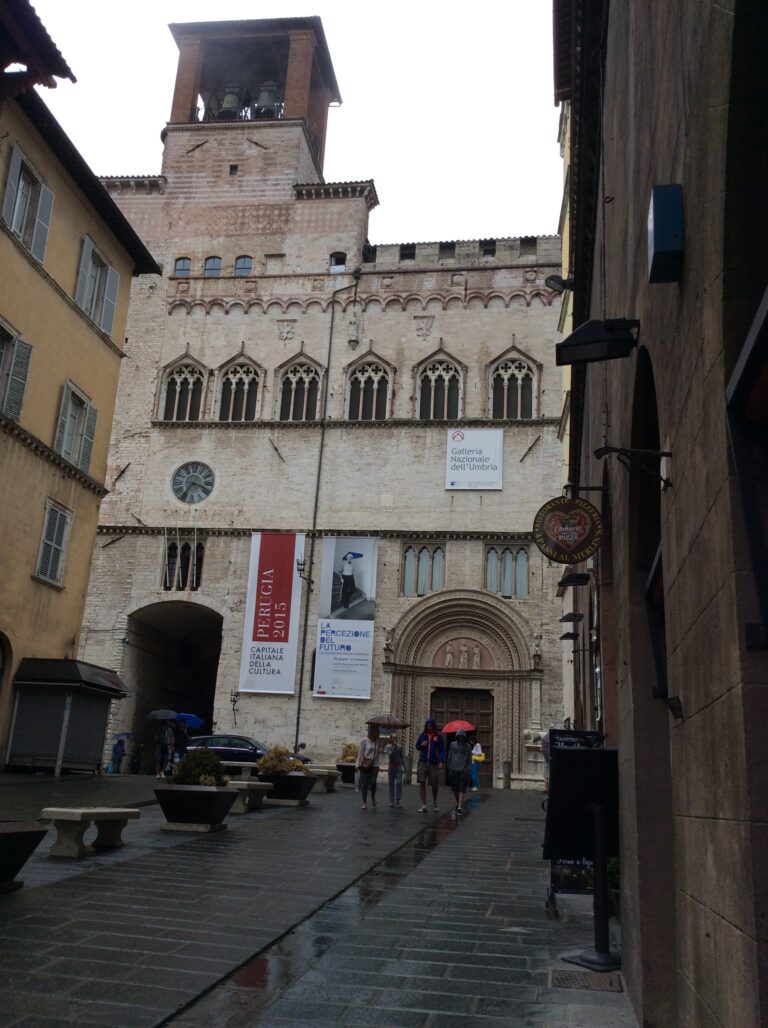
117, 600, 223, 768
384, 591, 544, 787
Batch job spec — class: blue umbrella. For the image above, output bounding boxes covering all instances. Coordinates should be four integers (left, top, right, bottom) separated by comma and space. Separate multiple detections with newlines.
174, 712, 204, 729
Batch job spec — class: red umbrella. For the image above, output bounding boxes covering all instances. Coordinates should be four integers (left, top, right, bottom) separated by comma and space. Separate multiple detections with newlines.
442, 719, 475, 733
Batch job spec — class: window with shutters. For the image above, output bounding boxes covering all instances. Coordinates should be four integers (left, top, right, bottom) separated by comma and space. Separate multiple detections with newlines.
402, 544, 445, 596
418, 359, 462, 420
0, 324, 32, 421
35, 500, 72, 586
485, 544, 529, 598
53, 381, 97, 474
162, 363, 205, 421
1, 145, 53, 263
74, 237, 119, 337
218, 362, 259, 421
278, 362, 321, 421
348, 361, 389, 420
491, 357, 536, 419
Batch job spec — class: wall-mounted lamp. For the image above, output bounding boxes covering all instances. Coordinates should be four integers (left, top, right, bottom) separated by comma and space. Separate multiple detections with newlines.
594, 446, 672, 489
556, 318, 640, 366
559, 631, 579, 641
296, 556, 313, 586
559, 612, 584, 623
230, 689, 240, 724
545, 274, 576, 293
558, 572, 591, 587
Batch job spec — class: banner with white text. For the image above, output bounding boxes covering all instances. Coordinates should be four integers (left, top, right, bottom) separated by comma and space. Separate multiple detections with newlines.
445, 428, 503, 489
313, 536, 378, 699
239, 532, 304, 694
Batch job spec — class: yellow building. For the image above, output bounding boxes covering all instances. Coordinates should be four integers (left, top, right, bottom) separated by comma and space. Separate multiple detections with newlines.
0, 13, 158, 768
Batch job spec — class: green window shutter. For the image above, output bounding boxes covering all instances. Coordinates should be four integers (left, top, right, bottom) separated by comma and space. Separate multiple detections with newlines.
1, 146, 22, 226
3, 338, 32, 420
30, 185, 53, 263
74, 236, 93, 310
38, 504, 68, 583
100, 265, 119, 336
53, 382, 73, 454
78, 403, 97, 474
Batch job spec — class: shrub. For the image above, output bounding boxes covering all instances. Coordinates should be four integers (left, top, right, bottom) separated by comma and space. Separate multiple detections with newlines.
259, 745, 309, 776
338, 742, 358, 763
174, 747, 229, 786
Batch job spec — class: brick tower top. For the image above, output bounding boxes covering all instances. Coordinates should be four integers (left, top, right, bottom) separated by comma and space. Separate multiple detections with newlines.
167, 17, 341, 171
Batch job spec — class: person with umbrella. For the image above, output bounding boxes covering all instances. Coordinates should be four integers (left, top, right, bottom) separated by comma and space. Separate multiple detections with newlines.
446, 728, 473, 816
154, 721, 174, 779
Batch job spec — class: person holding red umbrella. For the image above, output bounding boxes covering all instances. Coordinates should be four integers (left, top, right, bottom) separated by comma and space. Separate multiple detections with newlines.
415, 718, 445, 812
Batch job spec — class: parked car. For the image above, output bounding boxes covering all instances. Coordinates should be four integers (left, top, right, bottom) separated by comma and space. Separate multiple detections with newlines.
187, 735, 311, 765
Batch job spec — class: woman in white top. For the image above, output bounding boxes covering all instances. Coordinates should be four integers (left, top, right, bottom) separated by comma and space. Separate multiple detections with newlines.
469, 733, 484, 791
356, 725, 382, 810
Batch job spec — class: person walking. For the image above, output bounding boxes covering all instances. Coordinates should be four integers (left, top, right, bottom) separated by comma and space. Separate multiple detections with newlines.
356, 725, 382, 810
415, 718, 445, 812
154, 721, 174, 779
446, 728, 473, 815
385, 733, 405, 807
173, 718, 190, 766
469, 732, 484, 791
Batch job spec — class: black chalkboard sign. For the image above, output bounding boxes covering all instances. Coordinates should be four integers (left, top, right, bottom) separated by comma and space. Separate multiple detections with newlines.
543, 747, 619, 861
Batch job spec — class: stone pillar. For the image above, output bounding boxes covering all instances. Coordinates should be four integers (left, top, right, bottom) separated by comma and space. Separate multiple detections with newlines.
170, 37, 203, 124
283, 31, 317, 121
307, 86, 331, 169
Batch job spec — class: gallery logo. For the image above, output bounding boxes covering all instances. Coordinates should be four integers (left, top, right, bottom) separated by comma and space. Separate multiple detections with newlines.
451, 430, 465, 441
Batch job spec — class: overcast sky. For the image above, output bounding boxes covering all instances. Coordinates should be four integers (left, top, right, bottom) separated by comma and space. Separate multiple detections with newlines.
30, 1, 563, 245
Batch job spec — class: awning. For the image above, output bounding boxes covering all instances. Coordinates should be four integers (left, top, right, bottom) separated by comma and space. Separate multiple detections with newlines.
14, 659, 127, 699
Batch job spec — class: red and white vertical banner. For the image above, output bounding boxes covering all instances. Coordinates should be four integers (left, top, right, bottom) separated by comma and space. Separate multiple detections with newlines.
239, 533, 304, 694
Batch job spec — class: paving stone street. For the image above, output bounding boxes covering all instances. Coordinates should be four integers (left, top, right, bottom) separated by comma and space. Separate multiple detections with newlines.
0, 775, 636, 1026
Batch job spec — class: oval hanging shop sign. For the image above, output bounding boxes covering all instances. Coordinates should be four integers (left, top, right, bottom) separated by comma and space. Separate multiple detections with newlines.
532, 496, 603, 565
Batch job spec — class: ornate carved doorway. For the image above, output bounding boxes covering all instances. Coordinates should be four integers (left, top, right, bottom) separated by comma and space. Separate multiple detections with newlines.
431, 687, 493, 787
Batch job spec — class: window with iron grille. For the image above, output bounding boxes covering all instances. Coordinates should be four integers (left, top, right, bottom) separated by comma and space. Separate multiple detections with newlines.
219, 363, 259, 421
418, 360, 461, 420
402, 544, 445, 596
485, 545, 529, 598
163, 364, 205, 421
278, 363, 320, 421
491, 358, 535, 419
348, 362, 388, 420
36, 500, 72, 586
163, 539, 204, 591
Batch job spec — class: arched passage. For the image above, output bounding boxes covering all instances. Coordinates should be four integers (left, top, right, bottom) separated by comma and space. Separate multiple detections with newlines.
122, 600, 223, 761
386, 591, 543, 787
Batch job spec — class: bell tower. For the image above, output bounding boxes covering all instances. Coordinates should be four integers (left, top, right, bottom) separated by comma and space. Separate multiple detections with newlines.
165, 17, 341, 173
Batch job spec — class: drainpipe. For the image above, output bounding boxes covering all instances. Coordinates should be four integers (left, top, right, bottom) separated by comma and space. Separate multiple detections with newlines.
293, 269, 362, 753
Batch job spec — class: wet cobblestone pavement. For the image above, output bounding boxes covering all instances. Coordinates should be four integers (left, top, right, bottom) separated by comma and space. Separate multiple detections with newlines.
0, 775, 636, 1026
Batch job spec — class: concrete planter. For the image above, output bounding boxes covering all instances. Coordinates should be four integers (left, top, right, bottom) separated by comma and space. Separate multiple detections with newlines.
259, 772, 318, 804
154, 784, 237, 832
0, 821, 48, 892
336, 762, 357, 785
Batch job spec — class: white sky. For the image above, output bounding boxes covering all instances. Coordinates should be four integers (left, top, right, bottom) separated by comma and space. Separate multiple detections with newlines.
29, 0, 563, 245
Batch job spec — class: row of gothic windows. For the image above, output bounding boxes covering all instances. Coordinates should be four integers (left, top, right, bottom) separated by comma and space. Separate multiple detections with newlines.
402, 544, 529, 598
160, 356, 538, 423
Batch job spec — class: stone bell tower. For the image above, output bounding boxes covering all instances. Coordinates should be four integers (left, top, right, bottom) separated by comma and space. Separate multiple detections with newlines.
163, 17, 341, 179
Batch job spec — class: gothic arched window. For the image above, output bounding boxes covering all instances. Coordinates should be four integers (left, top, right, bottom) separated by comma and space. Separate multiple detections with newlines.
162, 364, 205, 421
348, 362, 388, 420
163, 540, 204, 591
485, 545, 529, 598
279, 363, 320, 421
418, 360, 460, 420
402, 544, 445, 596
219, 363, 259, 422
491, 358, 535, 419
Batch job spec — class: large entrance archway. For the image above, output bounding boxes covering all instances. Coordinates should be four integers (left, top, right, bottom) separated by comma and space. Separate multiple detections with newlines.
120, 600, 223, 760
385, 591, 543, 787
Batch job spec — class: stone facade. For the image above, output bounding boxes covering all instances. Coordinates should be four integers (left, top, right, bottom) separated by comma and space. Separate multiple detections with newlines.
79, 17, 565, 784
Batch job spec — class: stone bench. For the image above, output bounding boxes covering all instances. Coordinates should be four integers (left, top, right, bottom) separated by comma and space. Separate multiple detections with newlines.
221, 761, 261, 779
226, 780, 274, 814
305, 766, 342, 793
41, 807, 141, 858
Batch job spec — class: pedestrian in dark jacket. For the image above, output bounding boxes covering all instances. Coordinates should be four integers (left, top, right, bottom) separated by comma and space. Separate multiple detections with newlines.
446, 729, 473, 815
415, 718, 445, 812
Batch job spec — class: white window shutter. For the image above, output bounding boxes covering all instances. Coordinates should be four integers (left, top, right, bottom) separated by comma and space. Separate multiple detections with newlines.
1, 146, 22, 226
78, 404, 97, 474
53, 382, 73, 454
3, 338, 32, 420
74, 236, 93, 310
100, 265, 119, 336
30, 185, 54, 263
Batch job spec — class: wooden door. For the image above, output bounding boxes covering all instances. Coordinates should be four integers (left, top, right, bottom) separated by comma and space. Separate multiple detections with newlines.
430, 688, 494, 788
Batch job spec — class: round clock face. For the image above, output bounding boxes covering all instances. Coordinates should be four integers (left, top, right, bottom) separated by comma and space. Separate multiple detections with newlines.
171, 461, 215, 504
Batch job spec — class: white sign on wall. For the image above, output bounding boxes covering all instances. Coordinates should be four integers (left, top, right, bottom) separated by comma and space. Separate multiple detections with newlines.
445, 429, 503, 490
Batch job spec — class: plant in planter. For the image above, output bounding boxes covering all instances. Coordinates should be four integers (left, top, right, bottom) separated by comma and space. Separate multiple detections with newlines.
154, 748, 237, 831
336, 742, 359, 785
259, 746, 318, 803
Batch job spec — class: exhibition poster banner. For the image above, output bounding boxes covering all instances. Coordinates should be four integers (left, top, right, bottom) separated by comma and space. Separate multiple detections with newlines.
445, 428, 503, 489
313, 536, 378, 699
239, 532, 304, 694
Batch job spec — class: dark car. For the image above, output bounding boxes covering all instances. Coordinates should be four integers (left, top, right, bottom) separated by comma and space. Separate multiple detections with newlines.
187, 734, 310, 765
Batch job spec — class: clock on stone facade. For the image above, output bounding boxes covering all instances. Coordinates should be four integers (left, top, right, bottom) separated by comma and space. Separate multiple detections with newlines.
171, 461, 215, 503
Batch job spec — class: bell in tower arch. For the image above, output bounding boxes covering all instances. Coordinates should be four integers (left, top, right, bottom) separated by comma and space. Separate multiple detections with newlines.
218, 84, 241, 121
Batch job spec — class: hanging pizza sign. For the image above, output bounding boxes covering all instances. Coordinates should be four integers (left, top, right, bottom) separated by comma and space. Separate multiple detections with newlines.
532, 496, 603, 565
